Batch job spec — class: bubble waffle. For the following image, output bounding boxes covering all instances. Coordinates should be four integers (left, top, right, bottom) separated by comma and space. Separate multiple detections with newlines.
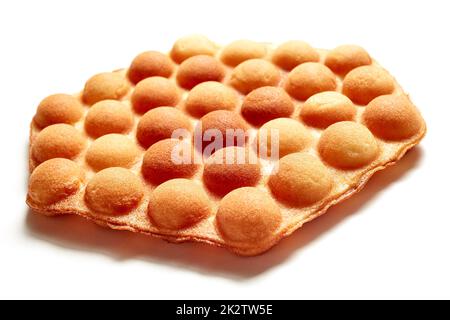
27, 36, 426, 256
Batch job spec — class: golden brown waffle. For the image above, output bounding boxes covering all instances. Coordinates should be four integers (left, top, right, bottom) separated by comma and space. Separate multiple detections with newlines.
26, 36, 426, 256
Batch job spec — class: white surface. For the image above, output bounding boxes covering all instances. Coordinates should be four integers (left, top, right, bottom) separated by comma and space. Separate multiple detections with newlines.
1, 0, 449, 300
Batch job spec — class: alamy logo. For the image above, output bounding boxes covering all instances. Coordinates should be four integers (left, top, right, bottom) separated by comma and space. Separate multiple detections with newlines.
169, 126, 280, 175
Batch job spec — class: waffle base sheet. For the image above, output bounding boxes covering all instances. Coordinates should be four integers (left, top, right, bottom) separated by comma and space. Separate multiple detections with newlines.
27, 37, 426, 256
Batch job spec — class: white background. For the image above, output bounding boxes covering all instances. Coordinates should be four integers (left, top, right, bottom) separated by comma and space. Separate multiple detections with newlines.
1, 0, 449, 299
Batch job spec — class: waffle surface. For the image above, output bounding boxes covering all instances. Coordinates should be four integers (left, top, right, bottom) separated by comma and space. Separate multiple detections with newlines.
27, 36, 426, 256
